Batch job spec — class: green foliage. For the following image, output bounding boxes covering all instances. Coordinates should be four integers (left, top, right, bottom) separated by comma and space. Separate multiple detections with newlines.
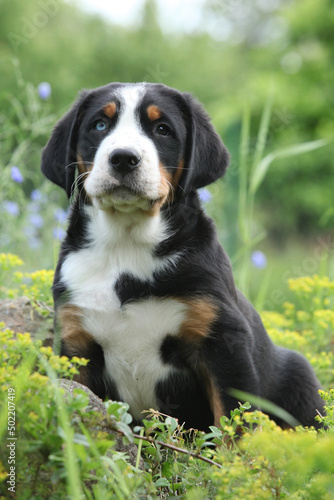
0, 1, 333, 494
0, 0, 333, 247
0, 73, 67, 270
0, 253, 54, 319
227, 96, 327, 296
0, 254, 334, 498
262, 275, 334, 388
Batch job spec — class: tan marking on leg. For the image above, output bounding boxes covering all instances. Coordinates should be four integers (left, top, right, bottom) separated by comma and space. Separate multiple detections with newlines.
178, 298, 218, 341
147, 104, 162, 121
198, 362, 225, 427
207, 377, 225, 427
57, 304, 94, 385
103, 101, 117, 119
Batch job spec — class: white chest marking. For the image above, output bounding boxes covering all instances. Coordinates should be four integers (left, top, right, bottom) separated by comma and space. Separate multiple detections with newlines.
81, 298, 187, 419
60, 207, 184, 418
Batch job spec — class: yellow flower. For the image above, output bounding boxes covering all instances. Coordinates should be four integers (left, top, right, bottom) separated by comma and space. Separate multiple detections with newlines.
296, 310, 310, 322
28, 411, 39, 421
314, 310, 334, 327
261, 311, 291, 329
0, 253, 24, 269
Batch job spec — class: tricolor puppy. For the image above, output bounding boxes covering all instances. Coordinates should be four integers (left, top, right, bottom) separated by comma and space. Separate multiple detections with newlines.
42, 82, 324, 430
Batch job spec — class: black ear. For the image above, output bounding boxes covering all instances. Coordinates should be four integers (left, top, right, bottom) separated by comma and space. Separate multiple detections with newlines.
41, 91, 90, 198
179, 93, 230, 194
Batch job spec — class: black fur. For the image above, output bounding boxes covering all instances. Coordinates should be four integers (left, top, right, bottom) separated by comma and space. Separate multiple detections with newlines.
42, 83, 324, 430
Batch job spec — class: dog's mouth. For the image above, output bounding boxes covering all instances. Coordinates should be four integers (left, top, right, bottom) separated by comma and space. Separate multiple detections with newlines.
92, 184, 158, 213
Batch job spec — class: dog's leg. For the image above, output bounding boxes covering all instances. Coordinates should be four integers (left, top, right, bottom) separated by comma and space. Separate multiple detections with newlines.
272, 348, 325, 429
55, 304, 107, 400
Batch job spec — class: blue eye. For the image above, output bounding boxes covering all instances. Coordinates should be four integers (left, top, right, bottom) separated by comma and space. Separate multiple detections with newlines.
95, 120, 107, 131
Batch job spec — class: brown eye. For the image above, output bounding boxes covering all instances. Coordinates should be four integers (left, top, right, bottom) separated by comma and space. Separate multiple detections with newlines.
156, 124, 171, 136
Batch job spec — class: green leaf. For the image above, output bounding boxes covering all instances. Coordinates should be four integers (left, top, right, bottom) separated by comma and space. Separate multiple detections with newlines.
72, 432, 90, 447
165, 416, 178, 434
230, 389, 300, 427
116, 421, 134, 443
250, 90, 275, 175
161, 460, 174, 478
249, 139, 328, 195
155, 477, 171, 488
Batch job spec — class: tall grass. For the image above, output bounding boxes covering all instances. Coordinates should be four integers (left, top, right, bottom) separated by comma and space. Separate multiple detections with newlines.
233, 94, 327, 300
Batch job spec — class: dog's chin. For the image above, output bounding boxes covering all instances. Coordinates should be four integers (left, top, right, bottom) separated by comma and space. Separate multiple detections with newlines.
91, 186, 154, 213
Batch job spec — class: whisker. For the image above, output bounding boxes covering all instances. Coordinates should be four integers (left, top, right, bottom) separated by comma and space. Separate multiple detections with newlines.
65, 160, 93, 170
70, 170, 91, 201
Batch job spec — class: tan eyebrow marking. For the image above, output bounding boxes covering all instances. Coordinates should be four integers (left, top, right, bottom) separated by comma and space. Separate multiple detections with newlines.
147, 105, 162, 121
103, 102, 117, 118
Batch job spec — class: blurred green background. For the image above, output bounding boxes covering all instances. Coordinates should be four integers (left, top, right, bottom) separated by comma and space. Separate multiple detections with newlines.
0, 0, 333, 309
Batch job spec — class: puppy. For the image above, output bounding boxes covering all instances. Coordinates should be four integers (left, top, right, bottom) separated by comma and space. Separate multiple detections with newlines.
41, 82, 324, 430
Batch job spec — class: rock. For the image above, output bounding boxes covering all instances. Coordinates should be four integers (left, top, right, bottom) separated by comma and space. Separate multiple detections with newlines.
59, 379, 143, 469
0, 296, 53, 346
0, 300, 144, 469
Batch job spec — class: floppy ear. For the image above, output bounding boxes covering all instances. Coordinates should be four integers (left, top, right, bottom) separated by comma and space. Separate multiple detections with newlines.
179, 94, 230, 194
41, 91, 90, 198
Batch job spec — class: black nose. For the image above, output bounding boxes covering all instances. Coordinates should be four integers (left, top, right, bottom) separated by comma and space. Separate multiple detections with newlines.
109, 148, 141, 176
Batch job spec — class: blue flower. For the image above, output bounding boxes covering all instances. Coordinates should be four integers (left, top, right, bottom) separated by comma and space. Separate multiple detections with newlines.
198, 188, 212, 204
31, 189, 43, 202
54, 208, 68, 224
11, 166, 24, 183
38, 82, 51, 100
3, 201, 19, 216
251, 250, 267, 269
53, 227, 66, 240
29, 213, 44, 228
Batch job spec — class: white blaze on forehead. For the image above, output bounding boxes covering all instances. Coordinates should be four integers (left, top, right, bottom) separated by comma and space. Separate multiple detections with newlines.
108, 85, 145, 147
85, 84, 162, 208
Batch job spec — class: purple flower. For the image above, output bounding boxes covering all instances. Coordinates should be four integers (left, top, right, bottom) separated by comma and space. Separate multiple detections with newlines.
38, 82, 51, 100
3, 201, 19, 216
251, 250, 267, 269
53, 227, 66, 240
11, 166, 24, 183
54, 208, 68, 224
198, 188, 212, 204
29, 213, 44, 228
31, 189, 43, 202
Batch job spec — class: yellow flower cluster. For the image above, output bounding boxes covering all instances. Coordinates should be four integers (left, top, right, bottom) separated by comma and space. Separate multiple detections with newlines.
0, 253, 23, 270
0, 253, 54, 308
314, 309, 334, 329
14, 269, 54, 305
261, 311, 292, 330
0, 327, 89, 393
261, 274, 334, 388
288, 275, 334, 294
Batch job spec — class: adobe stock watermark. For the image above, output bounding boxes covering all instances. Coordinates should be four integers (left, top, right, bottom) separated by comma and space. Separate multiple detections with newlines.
7, 0, 61, 53
144, 65, 169, 83
6, 387, 17, 494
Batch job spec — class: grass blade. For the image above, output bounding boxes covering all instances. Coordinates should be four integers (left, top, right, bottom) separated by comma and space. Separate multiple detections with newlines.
250, 138, 328, 195
230, 389, 300, 428
250, 90, 275, 177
